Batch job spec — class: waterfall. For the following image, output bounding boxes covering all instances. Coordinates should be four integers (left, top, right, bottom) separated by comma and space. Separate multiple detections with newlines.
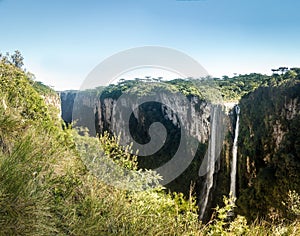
199, 105, 224, 220
230, 105, 240, 199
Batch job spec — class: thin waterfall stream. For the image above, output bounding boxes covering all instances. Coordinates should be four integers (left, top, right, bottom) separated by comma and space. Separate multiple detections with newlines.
199, 105, 224, 220
230, 105, 240, 199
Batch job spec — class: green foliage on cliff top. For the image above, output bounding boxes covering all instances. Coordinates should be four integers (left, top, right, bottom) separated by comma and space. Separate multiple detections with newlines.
31, 80, 57, 96
1, 51, 57, 97
0, 52, 60, 126
0, 63, 54, 125
99, 77, 227, 101
96, 70, 300, 103
215, 70, 300, 101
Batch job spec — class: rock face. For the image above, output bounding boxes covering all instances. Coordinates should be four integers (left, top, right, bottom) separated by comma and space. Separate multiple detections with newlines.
237, 82, 300, 221
59, 91, 77, 124
60, 90, 214, 144
99, 94, 211, 144
59, 89, 232, 221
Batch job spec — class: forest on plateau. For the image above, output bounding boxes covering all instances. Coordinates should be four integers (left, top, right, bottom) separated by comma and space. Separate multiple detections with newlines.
1, 52, 300, 235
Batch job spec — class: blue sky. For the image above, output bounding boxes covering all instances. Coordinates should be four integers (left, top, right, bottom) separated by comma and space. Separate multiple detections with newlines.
1, 0, 300, 90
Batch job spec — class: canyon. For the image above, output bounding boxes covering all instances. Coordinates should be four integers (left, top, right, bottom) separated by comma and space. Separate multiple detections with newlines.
58, 80, 300, 221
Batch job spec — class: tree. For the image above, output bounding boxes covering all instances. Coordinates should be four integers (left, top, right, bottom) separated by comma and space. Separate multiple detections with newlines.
278, 67, 288, 74
10, 50, 24, 68
271, 69, 279, 74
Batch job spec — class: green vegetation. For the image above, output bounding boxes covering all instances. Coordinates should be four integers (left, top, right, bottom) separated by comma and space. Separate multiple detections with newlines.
31, 81, 57, 96
1, 53, 300, 235
214, 71, 300, 101
98, 69, 300, 103
100, 77, 217, 101
237, 78, 300, 222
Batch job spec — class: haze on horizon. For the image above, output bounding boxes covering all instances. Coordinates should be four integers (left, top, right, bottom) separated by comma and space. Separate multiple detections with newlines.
1, 0, 299, 91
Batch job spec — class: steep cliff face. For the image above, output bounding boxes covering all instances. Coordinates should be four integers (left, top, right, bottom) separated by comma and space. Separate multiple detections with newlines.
237, 81, 300, 220
60, 91, 77, 124
98, 94, 211, 144
59, 89, 232, 221
60, 90, 213, 143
